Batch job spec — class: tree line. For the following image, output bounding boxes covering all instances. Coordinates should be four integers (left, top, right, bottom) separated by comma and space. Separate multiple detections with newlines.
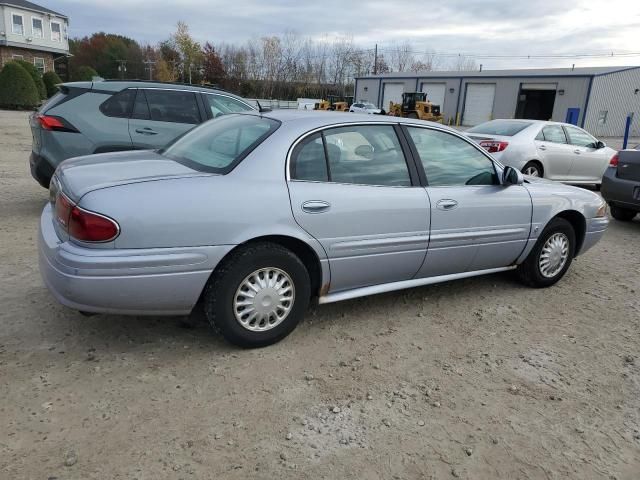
68, 22, 477, 100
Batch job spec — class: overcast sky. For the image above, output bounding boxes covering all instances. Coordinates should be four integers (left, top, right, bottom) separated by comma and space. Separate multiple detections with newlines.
48, 0, 640, 70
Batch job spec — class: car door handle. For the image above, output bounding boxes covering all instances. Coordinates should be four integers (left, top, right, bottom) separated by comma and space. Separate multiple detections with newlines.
135, 128, 158, 135
436, 199, 458, 210
573, 149, 581, 154
301, 200, 330, 213
539, 144, 547, 151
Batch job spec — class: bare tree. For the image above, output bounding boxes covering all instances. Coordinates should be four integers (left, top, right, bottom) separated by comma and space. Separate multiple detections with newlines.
450, 55, 478, 72
389, 41, 415, 72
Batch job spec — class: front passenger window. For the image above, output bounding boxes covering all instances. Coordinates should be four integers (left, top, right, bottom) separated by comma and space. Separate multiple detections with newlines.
565, 126, 597, 147
407, 127, 498, 186
144, 89, 200, 124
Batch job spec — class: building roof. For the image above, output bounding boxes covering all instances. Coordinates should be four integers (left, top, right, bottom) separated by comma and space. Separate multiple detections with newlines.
356, 66, 640, 80
0, 0, 66, 18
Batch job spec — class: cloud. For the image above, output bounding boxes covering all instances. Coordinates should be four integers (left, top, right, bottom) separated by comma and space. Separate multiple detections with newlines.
48, 0, 640, 69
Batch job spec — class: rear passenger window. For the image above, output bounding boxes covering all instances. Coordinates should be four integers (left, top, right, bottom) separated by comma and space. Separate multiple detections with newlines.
99, 89, 135, 118
144, 89, 200, 124
540, 125, 567, 144
291, 125, 411, 187
131, 89, 150, 120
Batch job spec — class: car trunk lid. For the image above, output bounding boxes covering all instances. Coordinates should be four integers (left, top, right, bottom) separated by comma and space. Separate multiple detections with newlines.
617, 149, 640, 182
56, 150, 211, 202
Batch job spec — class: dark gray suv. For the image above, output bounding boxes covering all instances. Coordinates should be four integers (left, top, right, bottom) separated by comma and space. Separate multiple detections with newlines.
29, 80, 255, 187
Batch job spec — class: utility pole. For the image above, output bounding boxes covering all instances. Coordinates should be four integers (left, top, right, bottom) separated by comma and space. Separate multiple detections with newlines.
373, 44, 378, 75
116, 59, 127, 79
143, 59, 156, 81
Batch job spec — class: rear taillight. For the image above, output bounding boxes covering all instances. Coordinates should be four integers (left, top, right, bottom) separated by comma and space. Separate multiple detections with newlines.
609, 153, 619, 167
479, 140, 509, 153
54, 192, 119, 242
37, 114, 78, 133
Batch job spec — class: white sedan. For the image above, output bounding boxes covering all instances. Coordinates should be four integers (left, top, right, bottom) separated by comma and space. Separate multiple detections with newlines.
349, 102, 382, 114
466, 119, 617, 186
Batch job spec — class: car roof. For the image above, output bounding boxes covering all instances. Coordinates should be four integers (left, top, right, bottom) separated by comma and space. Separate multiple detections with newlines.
262, 109, 452, 131
474, 119, 579, 129
61, 80, 248, 98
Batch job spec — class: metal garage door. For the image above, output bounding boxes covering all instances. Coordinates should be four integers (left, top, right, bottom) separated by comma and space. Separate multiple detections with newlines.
421, 83, 446, 109
382, 83, 404, 111
463, 84, 496, 126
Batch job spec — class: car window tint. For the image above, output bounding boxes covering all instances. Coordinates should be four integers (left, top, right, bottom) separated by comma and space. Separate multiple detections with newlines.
407, 127, 498, 186
131, 89, 150, 120
540, 125, 566, 144
161, 115, 279, 173
291, 133, 328, 182
323, 125, 411, 187
565, 126, 596, 147
144, 89, 200, 124
204, 94, 253, 118
99, 89, 135, 118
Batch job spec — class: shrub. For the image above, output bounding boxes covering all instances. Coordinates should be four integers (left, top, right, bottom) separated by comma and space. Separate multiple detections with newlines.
0, 62, 40, 109
14, 60, 47, 100
74, 66, 99, 81
42, 71, 63, 98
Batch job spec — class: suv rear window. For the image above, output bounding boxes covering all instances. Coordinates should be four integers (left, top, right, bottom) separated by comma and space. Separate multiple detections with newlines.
467, 120, 532, 136
99, 89, 136, 118
161, 114, 280, 174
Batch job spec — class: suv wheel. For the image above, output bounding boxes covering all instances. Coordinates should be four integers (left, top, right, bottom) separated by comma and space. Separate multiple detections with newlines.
517, 218, 575, 288
203, 242, 310, 348
610, 205, 637, 221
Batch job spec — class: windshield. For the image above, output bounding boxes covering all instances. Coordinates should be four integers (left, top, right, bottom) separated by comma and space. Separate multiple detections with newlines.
363, 103, 377, 109
468, 120, 533, 136
161, 114, 280, 174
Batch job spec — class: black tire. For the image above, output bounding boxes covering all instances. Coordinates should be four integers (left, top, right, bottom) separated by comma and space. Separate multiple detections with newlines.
517, 218, 575, 288
610, 205, 637, 221
203, 242, 311, 348
522, 161, 543, 178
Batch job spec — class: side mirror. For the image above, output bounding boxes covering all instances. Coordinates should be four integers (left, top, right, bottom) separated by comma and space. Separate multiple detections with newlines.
503, 166, 524, 186
355, 144, 374, 159
595, 140, 606, 149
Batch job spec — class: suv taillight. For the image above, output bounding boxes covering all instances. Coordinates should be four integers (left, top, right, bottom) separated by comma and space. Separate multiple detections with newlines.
55, 192, 119, 242
609, 153, 619, 167
479, 140, 509, 153
37, 114, 79, 133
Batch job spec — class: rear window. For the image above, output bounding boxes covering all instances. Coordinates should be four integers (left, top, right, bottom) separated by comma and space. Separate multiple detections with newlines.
160, 114, 280, 174
467, 120, 532, 136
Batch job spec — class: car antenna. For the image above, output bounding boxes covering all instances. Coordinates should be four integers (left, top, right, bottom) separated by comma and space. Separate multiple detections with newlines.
256, 100, 271, 114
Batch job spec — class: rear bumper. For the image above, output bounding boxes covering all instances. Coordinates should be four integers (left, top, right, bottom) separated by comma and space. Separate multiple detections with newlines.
579, 216, 609, 256
38, 204, 234, 315
601, 167, 640, 211
30, 152, 55, 189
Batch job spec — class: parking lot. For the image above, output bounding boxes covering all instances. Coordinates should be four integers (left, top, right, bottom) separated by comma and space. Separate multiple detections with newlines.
1, 108, 639, 479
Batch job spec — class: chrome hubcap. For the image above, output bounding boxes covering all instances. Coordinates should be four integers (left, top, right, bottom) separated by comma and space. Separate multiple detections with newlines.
539, 233, 569, 278
233, 268, 295, 332
524, 166, 540, 177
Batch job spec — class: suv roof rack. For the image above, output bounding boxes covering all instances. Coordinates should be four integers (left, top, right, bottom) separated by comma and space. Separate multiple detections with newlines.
97, 79, 233, 94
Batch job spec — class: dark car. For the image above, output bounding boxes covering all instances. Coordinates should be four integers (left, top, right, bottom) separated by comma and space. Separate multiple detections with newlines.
29, 80, 255, 188
601, 146, 640, 221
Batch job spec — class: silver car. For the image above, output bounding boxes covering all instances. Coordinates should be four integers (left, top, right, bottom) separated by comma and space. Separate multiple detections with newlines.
349, 102, 382, 114
466, 119, 617, 186
39, 112, 609, 347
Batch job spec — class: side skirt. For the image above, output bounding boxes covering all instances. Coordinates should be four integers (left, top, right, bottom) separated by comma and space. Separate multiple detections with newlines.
318, 266, 517, 304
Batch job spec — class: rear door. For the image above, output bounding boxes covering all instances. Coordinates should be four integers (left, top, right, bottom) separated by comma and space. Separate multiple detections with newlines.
564, 125, 610, 181
534, 124, 574, 180
404, 126, 532, 277
128, 89, 202, 149
287, 123, 429, 293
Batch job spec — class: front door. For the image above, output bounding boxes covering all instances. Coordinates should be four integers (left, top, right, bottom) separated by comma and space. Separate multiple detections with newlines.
564, 125, 610, 182
403, 126, 532, 277
534, 124, 575, 180
287, 124, 429, 292
128, 89, 201, 149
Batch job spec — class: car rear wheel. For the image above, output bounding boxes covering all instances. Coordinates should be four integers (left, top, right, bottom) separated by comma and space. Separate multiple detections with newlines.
203, 242, 310, 348
517, 218, 575, 288
610, 205, 637, 221
522, 161, 543, 177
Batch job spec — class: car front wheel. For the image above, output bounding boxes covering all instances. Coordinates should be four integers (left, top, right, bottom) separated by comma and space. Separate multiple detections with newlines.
203, 242, 310, 348
610, 205, 637, 221
517, 218, 575, 288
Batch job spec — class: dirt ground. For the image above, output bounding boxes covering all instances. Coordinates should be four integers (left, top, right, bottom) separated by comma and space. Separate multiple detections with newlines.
1, 109, 639, 480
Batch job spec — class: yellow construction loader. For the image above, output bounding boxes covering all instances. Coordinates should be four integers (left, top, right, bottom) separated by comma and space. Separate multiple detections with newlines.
314, 95, 353, 112
388, 92, 443, 122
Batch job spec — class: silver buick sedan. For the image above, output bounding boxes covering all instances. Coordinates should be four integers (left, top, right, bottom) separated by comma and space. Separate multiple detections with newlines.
39, 111, 609, 347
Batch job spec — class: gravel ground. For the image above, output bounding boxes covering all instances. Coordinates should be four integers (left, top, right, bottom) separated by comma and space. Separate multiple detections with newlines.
1, 110, 639, 480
